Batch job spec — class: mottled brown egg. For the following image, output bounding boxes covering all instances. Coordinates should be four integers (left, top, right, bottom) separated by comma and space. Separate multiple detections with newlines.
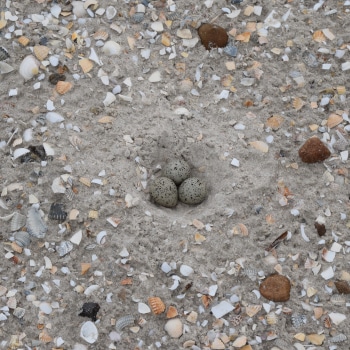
259, 274, 291, 302
298, 137, 330, 163
198, 23, 228, 50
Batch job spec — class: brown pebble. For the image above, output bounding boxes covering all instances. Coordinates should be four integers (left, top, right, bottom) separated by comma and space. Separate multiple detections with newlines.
198, 23, 228, 50
334, 280, 350, 294
314, 222, 326, 236
49, 73, 66, 85
259, 274, 291, 302
298, 137, 330, 163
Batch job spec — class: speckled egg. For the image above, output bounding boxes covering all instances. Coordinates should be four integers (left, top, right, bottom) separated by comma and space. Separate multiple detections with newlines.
150, 177, 178, 208
163, 159, 191, 185
178, 177, 207, 205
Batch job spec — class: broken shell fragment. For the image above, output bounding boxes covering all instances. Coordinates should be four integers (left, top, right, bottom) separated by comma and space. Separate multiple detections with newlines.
164, 318, 183, 338
19, 55, 40, 81
115, 315, 135, 332
26, 206, 47, 239
80, 321, 98, 344
148, 297, 166, 315
13, 231, 31, 247
298, 137, 331, 163
56, 81, 73, 94
56, 241, 73, 257
10, 212, 26, 231
259, 274, 291, 302
198, 23, 228, 50
33, 45, 50, 61
48, 203, 67, 221
102, 41, 121, 56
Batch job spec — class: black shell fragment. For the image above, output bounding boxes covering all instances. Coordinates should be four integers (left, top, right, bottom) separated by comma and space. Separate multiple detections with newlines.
20, 145, 47, 163
48, 203, 67, 221
48, 73, 66, 85
79, 302, 100, 322
0, 47, 9, 61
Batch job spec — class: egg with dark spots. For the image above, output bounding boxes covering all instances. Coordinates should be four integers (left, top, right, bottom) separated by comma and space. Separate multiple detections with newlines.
150, 177, 178, 208
178, 177, 207, 205
163, 159, 191, 185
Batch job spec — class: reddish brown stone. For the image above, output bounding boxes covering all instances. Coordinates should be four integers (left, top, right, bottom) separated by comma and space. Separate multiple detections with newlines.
334, 280, 350, 294
298, 137, 331, 163
198, 23, 228, 50
314, 222, 326, 236
259, 274, 291, 302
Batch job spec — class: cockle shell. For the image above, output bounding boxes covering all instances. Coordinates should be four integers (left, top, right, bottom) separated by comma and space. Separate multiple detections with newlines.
93, 30, 109, 41
26, 206, 47, 239
48, 203, 67, 221
115, 315, 135, 332
166, 306, 178, 318
56, 80, 73, 94
13, 231, 31, 247
148, 297, 166, 315
266, 312, 278, 325
102, 41, 121, 56
33, 45, 50, 61
164, 318, 183, 338
18, 36, 30, 46
10, 212, 26, 231
245, 304, 261, 317
79, 58, 93, 73
19, 55, 40, 81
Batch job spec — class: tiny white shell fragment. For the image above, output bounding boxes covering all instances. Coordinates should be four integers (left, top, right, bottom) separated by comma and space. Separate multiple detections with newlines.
46, 112, 64, 123
44, 256, 52, 269
231, 158, 240, 167
300, 224, 310, 242
80, 321, 98, 344
180, 264, 194, 277
84, 285, 99, 296
209, 285, 218, 296
103, 92, 116, 107
102, 41, 121, 56
138, 302, 151, 314
149, 70, 161, 82
211, 300, 234, 318
70, 230, 83, 245
96, 231, 107, 245
8, 88, 17, 96
320, 266, 334, 280
51, 177, 66, 194
331, 242, 342, 252
119, 247, 129, 257
161, 262, 171, 273
40, 302, 52, 314
43, 142, 55, 156
19, 55, 40, 81
13, 148, 30, 160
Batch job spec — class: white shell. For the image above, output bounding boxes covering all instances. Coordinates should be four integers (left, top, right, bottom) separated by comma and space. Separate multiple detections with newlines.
80, 321, 98, 344
103, 92, 116, 107
138, 302, 151, 314
106, 6, 117, 20
0, 62, 14, 74
70, 230, 83, 245
96, 231, 107, 245
102, 41, 121, 56
46, 112, 64, 123
329, 312, 347, 325
40, 302, 52, 314
72, 1, 86, 17
11, 212, 26, 231
19, 55, 40, 81
26, 206, 47, 239
84, 284, 99, 296
211, 300, 234, 318
180, 264, 194, 276
13, 148, 30, 160
56, 241, 73, 257
13, 307, 25, 318
164, 318, 183, 338
43, 142, 55, 156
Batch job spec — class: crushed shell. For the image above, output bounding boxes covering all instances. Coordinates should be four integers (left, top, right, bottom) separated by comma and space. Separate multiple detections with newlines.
115, 315, 135, 332
33, 45, 50, 61
56, 81, 73, 94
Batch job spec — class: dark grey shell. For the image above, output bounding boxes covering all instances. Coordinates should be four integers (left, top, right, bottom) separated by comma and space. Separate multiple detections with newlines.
178, 177, 207, 205
26, 207, 47, 239
48, 203, 67, 221
115, 315, 135, 332
14, 231, 31, 247
150, 177, 178, 208
163, 159, 191, 185
0, 47, 9, 61
56, 241, 73, 257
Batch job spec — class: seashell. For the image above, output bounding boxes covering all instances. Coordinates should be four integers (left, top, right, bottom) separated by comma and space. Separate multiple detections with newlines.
102, 40, 122, 56
39, 331, 53, 343
249, 141, 269, 153
131, 12, 144, 23
329, 312, 347, 325
230, 314, 244, 326
56, 241, 73, 257
291, 313, 307, 328
164, 318, 183, 338
334, 280, 350, 294
266, 115, 284, 130
259, 274, 291, 302
88, 210, 98, 219
18, 36, 30, 46
330, 294, 346, 305
232, 336, 247, 348
96, 231, 107, 245
313, 30, 326, 42
198, 23, 228, 50
80, 321, 98, 344
329, 333, 347, 343
327, 113, 343, 128
298, 137, 330, 163
223, 44, 238, 57
243, 267, 258, 281
79, 177, 91, 187
313, 307, 323, 320
79, 302, 100, 322
245, 304, 261, 318
26, 206, 47, 239
0, 61, 14, 74
48, 203, 67, 221
98, 116, 114, 123
11, 242, 23, 253
266, 312, 278, 325
93, 30, 109, 41
19, 55, 40, 81
150, 177, 178, 208
115, 315, 135, 332
56, 80, 73, 94
13, 231, 31, 247
0, 47, 9, 61
33, 45, 49, 61
292, 97, 304, 111
106, 6, 117, 20
81, 263, 91, 275
148, 297, 165, 315
13, 307, 25, 319
10, 212, 26, 231
79, 58, 94, 74
166, 305, 178, 319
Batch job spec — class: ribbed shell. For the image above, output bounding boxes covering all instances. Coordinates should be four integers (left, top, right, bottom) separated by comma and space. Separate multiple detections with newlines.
10, 212, 26, 231
115, 315, 135, 332
329, 334, 347, 343
13, 231, 31, 247
26, 207, 47, 239
56, 241, 73, 257
48, 203, 67, 221
148, 297, 165, 315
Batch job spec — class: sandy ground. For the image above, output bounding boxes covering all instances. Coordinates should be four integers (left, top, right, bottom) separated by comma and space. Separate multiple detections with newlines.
0, 0, 350, 349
